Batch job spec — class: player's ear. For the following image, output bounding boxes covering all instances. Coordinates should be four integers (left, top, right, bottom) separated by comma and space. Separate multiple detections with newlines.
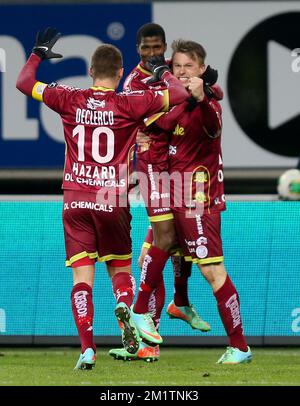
199, 64, 206, 77
88, 67, 93, 78
119, 67, 124, 80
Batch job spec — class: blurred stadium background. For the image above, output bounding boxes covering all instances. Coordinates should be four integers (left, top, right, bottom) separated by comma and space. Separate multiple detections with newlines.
0, 0, 300, 351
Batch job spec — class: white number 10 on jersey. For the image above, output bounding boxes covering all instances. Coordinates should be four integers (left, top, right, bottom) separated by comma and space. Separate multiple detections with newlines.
73, 125, 114, 164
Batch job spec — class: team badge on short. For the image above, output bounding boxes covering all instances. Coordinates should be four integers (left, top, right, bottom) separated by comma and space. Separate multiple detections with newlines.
196, 245, 208, 259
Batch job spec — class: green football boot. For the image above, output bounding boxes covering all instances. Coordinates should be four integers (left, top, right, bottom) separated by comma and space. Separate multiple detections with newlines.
109, 341, 159, 363
166, 300, 211, 332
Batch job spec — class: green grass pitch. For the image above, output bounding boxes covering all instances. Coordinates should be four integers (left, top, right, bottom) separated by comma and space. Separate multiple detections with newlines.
1, 347, 300, 386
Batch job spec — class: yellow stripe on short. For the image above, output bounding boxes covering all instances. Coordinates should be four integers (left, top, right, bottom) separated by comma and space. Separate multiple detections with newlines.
65, 251, 98, 267
97, 253, 132, 263
184, 256, 193, 262
190, 256, 224, 265
149, 213, 174, 222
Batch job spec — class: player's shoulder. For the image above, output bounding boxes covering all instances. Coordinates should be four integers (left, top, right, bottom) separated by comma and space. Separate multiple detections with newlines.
123, 70, 139, 90
118, 89, 146, 98
44, 82, 88, 104
210, 84, 224, 101
166, 58, 172, 67
124, 64, 152, 91
46, 82, 82, 93
131, 63, 152, 79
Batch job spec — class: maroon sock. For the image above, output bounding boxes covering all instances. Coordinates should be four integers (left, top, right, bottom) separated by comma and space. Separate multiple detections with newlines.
172, 256, 192, 306
214, 275, 248, 352
112, 272, 135, 308
148, 278, 165, 329
134, 245, 169, 314
71, 282, 96, 353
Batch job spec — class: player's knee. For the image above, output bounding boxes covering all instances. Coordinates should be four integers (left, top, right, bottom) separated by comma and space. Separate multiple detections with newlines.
155, 233, 176, 251
153, 227, 176, 251
152, 220, 176, 250
198, 262, 226, 289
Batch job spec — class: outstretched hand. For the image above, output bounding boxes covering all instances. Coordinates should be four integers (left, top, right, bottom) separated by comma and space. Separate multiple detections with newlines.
32, 27, 62, 60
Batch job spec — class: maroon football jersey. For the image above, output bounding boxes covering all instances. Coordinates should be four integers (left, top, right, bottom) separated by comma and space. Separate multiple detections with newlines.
123, 60, 171, 91
123, 63, 153, 92
156, 98, 225, 214
42, 84, 169, 194
123, 64, 170, 163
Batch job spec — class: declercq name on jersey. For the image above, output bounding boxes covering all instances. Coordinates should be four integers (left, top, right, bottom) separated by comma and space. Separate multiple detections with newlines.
76, 108, 114, 126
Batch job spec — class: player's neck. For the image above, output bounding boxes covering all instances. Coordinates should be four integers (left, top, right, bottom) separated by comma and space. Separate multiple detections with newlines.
93, 78, 117, 90
139, 60, 148, 69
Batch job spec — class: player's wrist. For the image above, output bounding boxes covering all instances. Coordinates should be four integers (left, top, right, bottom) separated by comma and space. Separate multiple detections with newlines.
32, 47, 46, 60
160, 69, 171, 80
189, 92, 205, 103
197, 93, 208, 103
30, 52, 43, 62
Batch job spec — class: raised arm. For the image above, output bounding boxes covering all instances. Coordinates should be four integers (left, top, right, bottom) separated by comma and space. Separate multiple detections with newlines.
16, 53, 42, 97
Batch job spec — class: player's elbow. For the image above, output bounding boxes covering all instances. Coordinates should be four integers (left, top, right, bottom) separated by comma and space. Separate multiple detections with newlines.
16, 76, 26, 94
212, 128, 222, 139
16, 79, 22, 93
203, 126, 222, 139
16, 75, 32, 97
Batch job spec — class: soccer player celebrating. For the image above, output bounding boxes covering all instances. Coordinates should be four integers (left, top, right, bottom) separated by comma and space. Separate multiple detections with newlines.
16, 27, 188, 369
109, 23, 210, 363
131, 39, 252, 364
